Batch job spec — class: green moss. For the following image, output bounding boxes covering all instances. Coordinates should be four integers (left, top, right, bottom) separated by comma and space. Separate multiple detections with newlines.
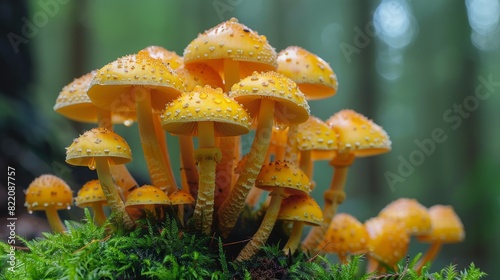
0, 210, 487, 280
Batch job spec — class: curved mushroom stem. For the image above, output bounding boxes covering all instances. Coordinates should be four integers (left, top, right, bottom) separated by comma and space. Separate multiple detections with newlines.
237, 187, 285, 261
90, 202, 107, 226
215, 59, 241, 209
135, 86, 177, 193
193, 121, 219, 234
179, 135, 198, 196
153, 114, 178, 194
283, 221, 305, 255
416, 242, 443, 273
95, 158, 134, 229
96, 107, 139, 199
218, 99, 275, 237
45, 207, 66, 233
301, 153, 354, 252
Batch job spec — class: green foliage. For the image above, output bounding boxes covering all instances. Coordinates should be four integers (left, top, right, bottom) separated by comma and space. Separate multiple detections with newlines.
0, 211, 487, 279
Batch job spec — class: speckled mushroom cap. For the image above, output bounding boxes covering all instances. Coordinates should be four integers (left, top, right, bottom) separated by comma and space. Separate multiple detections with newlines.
318, 213, 369, 255
277, 46, 338, 100
25, 174, 73, 212
168, 190, 195, 206
142, 45, 183, 70
365, 216, 410, 265
65, 127, 132, 167
230, 71, 310, 126
88, 50, 185, 113
326, 109, 391, 157
417, 205, 465, 243
54, 71, 136, 124
183, 17, 277, 79
255, 160, 311, 196
379, 198, 431, 236
278, 194, 323, 226
75, 180, 107, 208
175, 63, 224, 91
161, 85, 251, 137
125, 185, 170, 207
295, 116, 337, 160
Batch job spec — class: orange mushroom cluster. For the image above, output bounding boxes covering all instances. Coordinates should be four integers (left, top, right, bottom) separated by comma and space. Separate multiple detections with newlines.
316, 198, 465, 274
24, 17, 465, 271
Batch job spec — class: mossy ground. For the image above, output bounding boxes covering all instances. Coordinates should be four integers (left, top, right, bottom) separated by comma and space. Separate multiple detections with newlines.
0, 209, 486, 280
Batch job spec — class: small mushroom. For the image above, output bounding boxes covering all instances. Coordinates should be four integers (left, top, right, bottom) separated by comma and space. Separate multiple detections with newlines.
278, 194, 323, 255
415, 205, 465, 273
364, 216, 410, 273
317, 213, 368, 263
25, 174, 73, 233
237, 160, 311, 261
378, 198, 432, 236
75, 180, 108, 226
169, 190, 195, 227
66, 127, 134, 229
125, 185, 170, 220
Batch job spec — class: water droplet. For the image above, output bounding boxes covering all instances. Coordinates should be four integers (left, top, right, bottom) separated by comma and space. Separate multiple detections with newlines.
123, 119, 134, 127
67, 206, 71, 210
88, 163, 96, 170
28, 210, 33, 214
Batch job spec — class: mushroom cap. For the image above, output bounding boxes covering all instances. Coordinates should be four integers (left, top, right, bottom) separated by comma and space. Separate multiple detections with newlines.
54, 71, 135, 124
318, 213, 369, 255
24, 174, 73, 212
168, 190, 195, 206
88, 50, 185, 113
417, 205, 465, 243
326, 109, 391, 157
161, 85, 251, 137
75, 180, 107, 208
230, 71, 310, 126
277, 194, 323, 226
255, 160, 311, 195
142, 45, 183, 70
295, 116, 337, 160
183, 17, 277, 78
125, 185, 170, 207
65, 127, 132, 167
378, 198, 432, 235
277, 46, 338, 100
175, 63, 224, 91
365, 216, 410, 265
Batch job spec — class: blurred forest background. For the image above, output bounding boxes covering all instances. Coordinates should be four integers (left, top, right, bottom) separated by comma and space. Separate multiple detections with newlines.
1, 0, 499, 277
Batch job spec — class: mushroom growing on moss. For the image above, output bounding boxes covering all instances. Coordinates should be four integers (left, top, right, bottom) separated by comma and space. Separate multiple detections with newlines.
237, 160, 311, 261
75, 179, 108, 226
161, 85, 251, 234
65, 127, 134, 229
125, 185, 170, 220
25, 174, 73, 233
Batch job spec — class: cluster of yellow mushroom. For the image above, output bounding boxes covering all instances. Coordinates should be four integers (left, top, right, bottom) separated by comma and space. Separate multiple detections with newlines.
317, 198, 465, 273
23, 17, 464, 268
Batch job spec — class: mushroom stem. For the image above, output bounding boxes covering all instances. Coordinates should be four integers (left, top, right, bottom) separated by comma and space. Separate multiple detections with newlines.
193, 121, 219, 234
95, 157, 134, 229
366, 256, 380, 273
302, 153, 353, 251
218, 99, 275, 237
135, 87, 177, 193
299, 150, 313, 179
416, 242, 443, 273
283, 221, 305, 255
284, 125, 299, 164
96, 107, 112, 130
179, 135, 198, 195
153, 114, 178, 193
237, 188, 285, 261
215, 59, 241, 208
45, 207, 66, 233
89, 202, 107, 226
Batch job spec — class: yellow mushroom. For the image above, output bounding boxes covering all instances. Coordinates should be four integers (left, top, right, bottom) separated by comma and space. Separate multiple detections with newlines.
75, 180, 108, 226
